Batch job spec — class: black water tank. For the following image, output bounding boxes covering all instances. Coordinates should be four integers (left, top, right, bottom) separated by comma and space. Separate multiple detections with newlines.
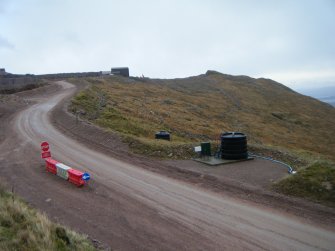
221, 132, 248, 160
155, 131, 170, 141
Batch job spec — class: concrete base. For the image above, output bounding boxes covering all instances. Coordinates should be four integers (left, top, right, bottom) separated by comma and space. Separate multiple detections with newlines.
193, 156, 254, 166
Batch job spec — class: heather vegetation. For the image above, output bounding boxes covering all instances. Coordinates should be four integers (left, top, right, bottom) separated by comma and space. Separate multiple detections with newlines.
69, 72, 335, 204
70, 72, 335, 160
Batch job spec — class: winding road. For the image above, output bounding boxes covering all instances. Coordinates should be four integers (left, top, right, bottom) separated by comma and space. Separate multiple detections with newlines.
3, 81, 335, 250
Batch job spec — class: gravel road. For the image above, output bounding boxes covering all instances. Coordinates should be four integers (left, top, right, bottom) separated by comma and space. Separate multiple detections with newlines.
2, 81, 335, 250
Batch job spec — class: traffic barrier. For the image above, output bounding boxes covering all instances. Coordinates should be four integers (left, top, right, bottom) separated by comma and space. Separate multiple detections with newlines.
82, 172, 90, 182
41, 141, 51, 159
56, 163, 71, 180
45, 158, 58, 175
40, 141, 91, 187
68, 169, 85, 187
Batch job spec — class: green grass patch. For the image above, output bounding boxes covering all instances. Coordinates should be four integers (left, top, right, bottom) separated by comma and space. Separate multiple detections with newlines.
273, 161, 335, 206
0, 183, 97, 251
96, 108, 152, 137
123, 135, 196, 159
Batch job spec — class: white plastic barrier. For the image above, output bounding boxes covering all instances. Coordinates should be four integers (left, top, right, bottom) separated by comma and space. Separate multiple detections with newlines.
56, 163, 71, 180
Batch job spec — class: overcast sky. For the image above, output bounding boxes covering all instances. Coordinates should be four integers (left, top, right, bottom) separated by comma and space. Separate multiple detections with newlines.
0, 0, 334, 89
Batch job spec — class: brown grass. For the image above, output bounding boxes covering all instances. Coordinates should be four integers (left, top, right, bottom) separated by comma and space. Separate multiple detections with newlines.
69, 72, 335, 161
68, 72, 335, 204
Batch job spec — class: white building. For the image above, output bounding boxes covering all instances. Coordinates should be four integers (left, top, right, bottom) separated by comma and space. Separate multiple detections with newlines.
100, 71, 111, 75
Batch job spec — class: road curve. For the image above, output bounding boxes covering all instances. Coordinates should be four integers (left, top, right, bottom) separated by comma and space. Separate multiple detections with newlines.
13, 81, 335, 250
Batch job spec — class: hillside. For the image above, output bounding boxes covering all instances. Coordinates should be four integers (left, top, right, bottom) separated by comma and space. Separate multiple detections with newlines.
69, 71, 335, 162
0, 183, 97, 251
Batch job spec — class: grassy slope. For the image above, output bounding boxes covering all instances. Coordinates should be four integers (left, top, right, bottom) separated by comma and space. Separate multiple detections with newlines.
68, 71, 335, 204
69, 71, 335, 161
0, 184, 97, 251
274, 161, 335, 207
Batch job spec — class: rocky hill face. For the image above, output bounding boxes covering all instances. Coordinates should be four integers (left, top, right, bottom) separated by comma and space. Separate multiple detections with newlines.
71, 71, 335, 161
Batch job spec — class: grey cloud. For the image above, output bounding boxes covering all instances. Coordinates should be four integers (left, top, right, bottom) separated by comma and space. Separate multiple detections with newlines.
0, 0, 334, 89
0, 35, 14, 50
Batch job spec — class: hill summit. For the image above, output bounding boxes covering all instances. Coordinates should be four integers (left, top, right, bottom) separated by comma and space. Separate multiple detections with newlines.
70, 71, 335, 161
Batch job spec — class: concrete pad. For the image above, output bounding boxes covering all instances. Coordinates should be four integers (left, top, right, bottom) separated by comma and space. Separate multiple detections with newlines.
193, 156, 254, 166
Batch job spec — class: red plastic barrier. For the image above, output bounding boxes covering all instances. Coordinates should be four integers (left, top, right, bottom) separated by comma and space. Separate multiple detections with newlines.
41, 151, 51, 159
41, 141, 51, 159
45, 158, 58, 175
68, 169, 85, 187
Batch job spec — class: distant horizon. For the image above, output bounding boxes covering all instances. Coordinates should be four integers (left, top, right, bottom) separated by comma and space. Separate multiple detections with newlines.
1, 0, 334, 91
2, 67, 335, 92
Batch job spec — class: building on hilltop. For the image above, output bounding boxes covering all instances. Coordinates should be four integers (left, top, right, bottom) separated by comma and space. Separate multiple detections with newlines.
100, 71, 111, 76
0, 68, 6, 75
111, 67, 129, 77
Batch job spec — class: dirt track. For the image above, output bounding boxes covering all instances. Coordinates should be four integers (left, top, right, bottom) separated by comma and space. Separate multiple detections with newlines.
1, 81, 335, 250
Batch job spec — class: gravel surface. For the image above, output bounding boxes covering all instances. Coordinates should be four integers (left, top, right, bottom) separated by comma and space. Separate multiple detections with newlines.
0, 81, 334, 250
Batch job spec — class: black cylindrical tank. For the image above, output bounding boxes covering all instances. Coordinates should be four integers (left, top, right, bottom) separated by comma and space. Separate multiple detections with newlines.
221, 132, 248, 160
155, 131, 171, 141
